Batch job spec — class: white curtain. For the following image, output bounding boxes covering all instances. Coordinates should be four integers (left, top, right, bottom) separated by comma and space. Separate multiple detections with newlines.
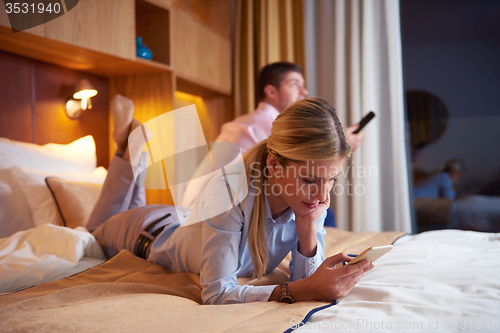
304, 0, 412, 232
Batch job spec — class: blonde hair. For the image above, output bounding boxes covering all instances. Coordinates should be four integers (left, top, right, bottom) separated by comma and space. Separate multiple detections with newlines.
243, 98, 351, 278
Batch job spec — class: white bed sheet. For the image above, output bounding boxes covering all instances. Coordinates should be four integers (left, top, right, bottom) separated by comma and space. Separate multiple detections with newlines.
293, 230, 500, 333
0, 224, 106, 294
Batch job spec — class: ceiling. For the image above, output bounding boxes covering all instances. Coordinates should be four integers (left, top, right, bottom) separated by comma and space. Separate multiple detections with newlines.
400, 0, 500, 45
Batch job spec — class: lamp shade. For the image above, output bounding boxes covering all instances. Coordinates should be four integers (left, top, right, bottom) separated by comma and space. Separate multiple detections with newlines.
73, 79, 98, 99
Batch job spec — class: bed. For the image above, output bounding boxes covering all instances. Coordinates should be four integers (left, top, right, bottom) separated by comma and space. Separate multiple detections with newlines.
1, 136, 500, 333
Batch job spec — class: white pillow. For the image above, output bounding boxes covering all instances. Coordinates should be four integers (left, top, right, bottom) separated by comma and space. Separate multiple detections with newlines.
0, 136, 98, 238
11, 166, 107, 228
0, 136, 97, 174
0, 169, 35, 239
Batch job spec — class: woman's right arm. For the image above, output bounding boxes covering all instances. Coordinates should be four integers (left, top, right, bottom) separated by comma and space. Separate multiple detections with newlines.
198, 177, 277, 305
268, 253, 373, 302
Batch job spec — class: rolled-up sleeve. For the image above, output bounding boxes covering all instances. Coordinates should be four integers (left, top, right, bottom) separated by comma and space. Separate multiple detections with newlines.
289, 212, 327, 281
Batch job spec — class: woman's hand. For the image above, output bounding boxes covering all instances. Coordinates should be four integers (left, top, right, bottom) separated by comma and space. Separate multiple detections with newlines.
295, 192, 330, 226
269, 253, 373, 302
270, 252, 374, 303
302, 253, 374, 301
294, 193, 330, 257
343, 123, 364, 152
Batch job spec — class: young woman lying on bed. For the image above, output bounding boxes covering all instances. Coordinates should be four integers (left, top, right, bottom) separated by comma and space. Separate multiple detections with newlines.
87, 95, 374, 305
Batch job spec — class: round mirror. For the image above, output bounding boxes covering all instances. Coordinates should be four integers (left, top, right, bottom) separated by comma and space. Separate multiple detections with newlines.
406, 90, 449, 149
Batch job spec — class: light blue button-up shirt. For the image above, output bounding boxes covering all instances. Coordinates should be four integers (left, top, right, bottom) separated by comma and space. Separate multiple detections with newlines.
149, 173, 326, 305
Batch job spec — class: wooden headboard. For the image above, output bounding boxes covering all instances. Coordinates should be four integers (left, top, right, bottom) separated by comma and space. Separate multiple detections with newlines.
0, 50, 109, 168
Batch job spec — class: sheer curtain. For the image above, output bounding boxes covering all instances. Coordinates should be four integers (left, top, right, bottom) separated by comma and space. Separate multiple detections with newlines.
304, 0, 412, 232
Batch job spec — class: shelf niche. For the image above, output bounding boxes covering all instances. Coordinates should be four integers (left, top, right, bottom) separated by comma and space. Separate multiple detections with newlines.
136, 0, 170, 66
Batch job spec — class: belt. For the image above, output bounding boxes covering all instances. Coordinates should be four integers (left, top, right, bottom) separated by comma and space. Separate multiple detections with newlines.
134, 213, 171, 259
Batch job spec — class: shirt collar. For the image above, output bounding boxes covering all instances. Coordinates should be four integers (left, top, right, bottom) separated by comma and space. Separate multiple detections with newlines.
256, 102, 280, 121
263, 194, 295, 225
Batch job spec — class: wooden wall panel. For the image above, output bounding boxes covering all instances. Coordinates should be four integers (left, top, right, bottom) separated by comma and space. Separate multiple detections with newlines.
145, 0, 173, 10
0, 51, 110, 168
109, 73, 174, 129
0, 25, 171, 78
0, 1, 45, 36
0, 51, 33, 142
44, 0, 135, 60
173, 92, 231, 144
172, 7, 231, 94
202, 96, 233, 142
0, 1, 9, 28
110, 72, 175, 205
175, 0, 232, 40
1, 0, 234, 207
33, 61, 110, 168
136, 1, 170, 66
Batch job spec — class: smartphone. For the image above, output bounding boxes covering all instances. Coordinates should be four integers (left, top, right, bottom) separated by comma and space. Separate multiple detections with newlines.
344, 245, 393, 266
353, 111, 375, 134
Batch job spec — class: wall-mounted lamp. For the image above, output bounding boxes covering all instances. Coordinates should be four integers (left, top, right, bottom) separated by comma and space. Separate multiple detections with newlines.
65, 79, 98, 119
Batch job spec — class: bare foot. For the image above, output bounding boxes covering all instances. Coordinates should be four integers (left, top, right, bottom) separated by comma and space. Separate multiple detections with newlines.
111, 94, 135, 153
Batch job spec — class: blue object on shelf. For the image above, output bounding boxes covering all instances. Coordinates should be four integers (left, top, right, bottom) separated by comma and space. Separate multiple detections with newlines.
136, 37, 153, 60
